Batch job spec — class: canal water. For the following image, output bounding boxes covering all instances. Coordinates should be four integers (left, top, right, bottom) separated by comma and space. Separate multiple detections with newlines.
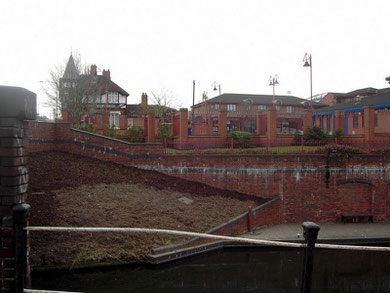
32, 247, 390, 292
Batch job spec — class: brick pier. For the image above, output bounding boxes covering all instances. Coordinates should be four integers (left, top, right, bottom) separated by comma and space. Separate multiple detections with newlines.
0, 86, 36, 292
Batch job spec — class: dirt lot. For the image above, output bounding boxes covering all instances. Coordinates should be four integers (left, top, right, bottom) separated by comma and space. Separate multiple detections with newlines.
26, 151, 267, 269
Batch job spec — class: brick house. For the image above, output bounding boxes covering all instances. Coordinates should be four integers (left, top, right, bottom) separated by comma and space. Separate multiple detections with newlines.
314, 87, 388, 106
126, 93, 178, 135
190, 93, 325, 135
60, 54, 129, 133
313, 89, 390, 136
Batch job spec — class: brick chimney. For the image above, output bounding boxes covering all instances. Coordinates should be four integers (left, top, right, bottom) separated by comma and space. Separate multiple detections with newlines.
103, 69, 111, 80
90, 64, 97, 76
141, 92, 148, 114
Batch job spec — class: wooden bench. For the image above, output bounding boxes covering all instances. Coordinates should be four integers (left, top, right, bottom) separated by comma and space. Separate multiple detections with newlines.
341, 215, 373, 224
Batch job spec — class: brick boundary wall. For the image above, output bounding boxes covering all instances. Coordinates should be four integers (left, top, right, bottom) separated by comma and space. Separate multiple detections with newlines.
25, 121, 164, 157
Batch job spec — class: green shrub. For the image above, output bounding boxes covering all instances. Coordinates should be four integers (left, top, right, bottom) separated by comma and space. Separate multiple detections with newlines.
331, 128, 343, 141
158, 123, 175, 141
228, 131, 253, 143
303, 126, 328, 141
124, 125, 144, 142
74, 123, 96, 133
105, 125, 121, 138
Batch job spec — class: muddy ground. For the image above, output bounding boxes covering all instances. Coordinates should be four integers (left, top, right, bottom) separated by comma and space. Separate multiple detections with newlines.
26, 151, 267, 269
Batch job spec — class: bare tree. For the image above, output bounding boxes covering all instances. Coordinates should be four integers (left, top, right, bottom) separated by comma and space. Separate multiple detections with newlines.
149, 90, 181, 122
43, 54, 102, 124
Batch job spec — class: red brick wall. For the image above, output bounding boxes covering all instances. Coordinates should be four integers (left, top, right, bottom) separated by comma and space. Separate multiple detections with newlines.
129, 154, 390, 224
25, 121, 163, 157
25, 121, 390, 227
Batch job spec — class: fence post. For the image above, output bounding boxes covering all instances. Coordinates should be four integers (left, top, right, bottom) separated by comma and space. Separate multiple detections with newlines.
13, 204, 31, 293
301, 222, 320, 293
266, 139, 269, 154
301, 136, 304, 154
247, 206, 253, 233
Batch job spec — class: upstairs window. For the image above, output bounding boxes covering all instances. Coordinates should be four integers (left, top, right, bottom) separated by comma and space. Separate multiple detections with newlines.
214, 103, 220, 110
108, 92, 118, 104
275, 100, 282, 111
257, 105, 266, 111
227, 104, 236, 112
286, 106, 294, 113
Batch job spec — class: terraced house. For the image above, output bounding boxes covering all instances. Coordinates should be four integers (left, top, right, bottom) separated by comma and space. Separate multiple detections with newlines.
191, 93, 325, 135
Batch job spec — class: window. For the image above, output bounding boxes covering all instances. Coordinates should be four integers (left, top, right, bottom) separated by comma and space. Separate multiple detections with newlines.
227, 104, 236, 112
319, 116, 324, 129
375, 110, 378, 127
275, 100, 282, 111
109, 112, 120, 128
108, 92, 118, 104
353, 114, 358, 128
257, 105, 266, 111
119, 94, 126, 104
214, 103, 220, 110
362, 114, 364, 128
286, 106, 294, 113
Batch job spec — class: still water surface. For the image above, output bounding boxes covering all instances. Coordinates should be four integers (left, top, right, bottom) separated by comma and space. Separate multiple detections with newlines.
32, 247, 390, 293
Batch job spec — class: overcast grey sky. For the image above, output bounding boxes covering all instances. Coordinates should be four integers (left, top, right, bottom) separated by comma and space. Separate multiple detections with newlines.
1, 0, 390, 117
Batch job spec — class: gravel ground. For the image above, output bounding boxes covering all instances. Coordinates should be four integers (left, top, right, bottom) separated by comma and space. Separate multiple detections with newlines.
26, 151, 267, 269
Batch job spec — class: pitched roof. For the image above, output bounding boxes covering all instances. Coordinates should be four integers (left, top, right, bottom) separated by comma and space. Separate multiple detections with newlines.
314, 90, 390, 114
76, 74, 129, 97
126, 104, 177, 118
97, 76, 129, 96
63, 55, 79, 79
194, 93, 326, 108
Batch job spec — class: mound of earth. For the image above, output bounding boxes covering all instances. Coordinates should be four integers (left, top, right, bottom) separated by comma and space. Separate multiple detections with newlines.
26, 151, 267, 269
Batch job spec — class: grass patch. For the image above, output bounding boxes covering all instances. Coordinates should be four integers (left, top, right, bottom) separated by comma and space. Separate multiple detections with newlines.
166, 145, 323, 154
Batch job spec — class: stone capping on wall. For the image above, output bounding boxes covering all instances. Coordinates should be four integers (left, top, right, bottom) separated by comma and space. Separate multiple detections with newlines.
336, 178, 373, 186
152, 197, 280, 254
70, 128, 162, 146
252, 197, 280, 213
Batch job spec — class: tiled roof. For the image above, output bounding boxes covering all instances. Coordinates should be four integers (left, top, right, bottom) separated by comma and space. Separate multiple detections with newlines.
126, 104, 177, 118
77, 75, 129, 97
194, 93, 326, 108
314, 90, 390, 114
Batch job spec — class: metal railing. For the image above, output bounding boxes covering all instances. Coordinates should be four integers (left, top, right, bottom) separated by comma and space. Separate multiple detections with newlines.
25, 224, 390, 293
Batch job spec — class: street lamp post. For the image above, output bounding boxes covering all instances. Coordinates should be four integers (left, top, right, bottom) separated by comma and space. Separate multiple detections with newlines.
269, 75, 279, 107
303, 53, 313, 111
212, 81, 221, 95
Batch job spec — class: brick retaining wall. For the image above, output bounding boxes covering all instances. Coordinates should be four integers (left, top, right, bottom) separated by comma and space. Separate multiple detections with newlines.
24, 121, 390, 226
